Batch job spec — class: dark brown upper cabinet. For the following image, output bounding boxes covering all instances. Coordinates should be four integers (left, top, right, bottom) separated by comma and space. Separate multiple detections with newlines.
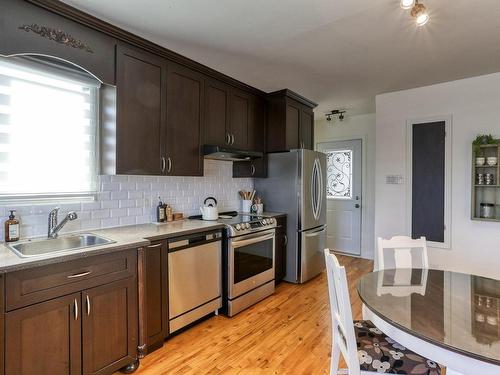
204, 78, 231, 146
116, 43, 166, 175
233, 96, 267, 178
300, 107, 314, 150
229, 89, 251, 150
266, 89, 317, 152
0, 0, 116, 84
165, 62, 204, 176
232, 156, 267, 178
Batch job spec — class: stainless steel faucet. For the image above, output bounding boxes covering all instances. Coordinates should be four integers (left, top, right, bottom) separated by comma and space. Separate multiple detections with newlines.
48, 208, 78, 239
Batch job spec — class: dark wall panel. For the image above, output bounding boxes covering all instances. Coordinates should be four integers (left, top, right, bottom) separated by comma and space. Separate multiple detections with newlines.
412, 121, 445, 243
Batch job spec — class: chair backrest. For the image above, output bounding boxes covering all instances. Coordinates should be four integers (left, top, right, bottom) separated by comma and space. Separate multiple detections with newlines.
324, 249, 360, 375
376, 268, 429, 297
376, 235, 429, 271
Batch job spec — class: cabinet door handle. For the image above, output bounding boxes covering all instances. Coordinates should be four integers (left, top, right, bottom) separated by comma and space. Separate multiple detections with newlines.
231, 134, 235, 145
167, 157, 172, 173
67, 271, 92, 279
74, 298, 78, 321
284, 234, 288, 246
147, 243, 163, 249
226, 133, 231, 145
251, 164, 256, 176
161, 156, 166, 173
86, 295, 91, 316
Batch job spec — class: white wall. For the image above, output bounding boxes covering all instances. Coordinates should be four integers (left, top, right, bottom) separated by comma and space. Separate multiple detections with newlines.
315, 113, 376, 259
0, 160, 253, 240
375, 72, 500, 279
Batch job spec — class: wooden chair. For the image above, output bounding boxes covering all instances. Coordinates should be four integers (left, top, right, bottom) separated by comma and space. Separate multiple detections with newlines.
324, 249, 442, 375
376, 236, 429, 271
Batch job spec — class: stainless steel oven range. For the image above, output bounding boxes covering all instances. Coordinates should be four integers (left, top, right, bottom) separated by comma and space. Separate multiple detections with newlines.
222, 214, 277, 316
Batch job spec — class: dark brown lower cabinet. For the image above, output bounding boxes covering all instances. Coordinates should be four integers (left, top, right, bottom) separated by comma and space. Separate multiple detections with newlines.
5, 293, 82, 375
4, 250, 139, 375
0, 275, 3, 375
275, 216, 287, 284
143, 241, 168, 353
83, 278, 138, 375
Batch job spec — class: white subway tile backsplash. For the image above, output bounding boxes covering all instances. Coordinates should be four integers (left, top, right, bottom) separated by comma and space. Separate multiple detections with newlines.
0, 160, 253, 240
101, 200, 119, 209
90, 209, 110, 220
111, 191, 128, 200
119, 200, 135, 208
82, 201, 100, 211
110, 208, 128, 218
119, 216, 136, 226
101, 217, 120, 228
127, 207, 143, 216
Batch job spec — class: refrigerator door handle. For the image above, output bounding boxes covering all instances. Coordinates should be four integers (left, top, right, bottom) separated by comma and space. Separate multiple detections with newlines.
311, 158, 322, 221
317, 158, 323, 218
304, 226, 327, 237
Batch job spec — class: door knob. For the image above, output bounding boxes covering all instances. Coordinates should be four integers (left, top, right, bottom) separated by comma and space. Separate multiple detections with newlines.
355, 204, 360, 208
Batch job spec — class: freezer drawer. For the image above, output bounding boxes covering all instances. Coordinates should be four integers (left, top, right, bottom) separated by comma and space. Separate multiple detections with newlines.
168, 234, 222, 331
299, 226, 326, 283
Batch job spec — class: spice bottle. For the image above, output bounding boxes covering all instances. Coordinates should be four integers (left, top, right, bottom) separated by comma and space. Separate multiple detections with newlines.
166, 205, 174, 222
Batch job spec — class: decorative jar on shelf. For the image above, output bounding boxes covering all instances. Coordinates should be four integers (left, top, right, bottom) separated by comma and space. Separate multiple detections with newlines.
487, 157, 498, 166
480, 203, 495, 219
476, 157, 486, 166
485, 173, 495, 185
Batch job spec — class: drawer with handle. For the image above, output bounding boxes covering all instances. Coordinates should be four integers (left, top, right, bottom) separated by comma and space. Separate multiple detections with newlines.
6, 249, 137, 311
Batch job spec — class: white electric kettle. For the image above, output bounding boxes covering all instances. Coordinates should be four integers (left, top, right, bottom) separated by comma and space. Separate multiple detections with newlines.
200, 197, 218, 220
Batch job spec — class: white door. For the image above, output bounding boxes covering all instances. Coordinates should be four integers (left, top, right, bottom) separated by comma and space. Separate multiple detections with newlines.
317, 139, 362, 256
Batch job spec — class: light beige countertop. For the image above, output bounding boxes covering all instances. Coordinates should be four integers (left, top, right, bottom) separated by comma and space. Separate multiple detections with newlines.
0, 220, 224, 273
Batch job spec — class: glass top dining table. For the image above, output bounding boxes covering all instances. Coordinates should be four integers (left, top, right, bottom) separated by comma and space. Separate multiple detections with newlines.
357, 268, 500, 367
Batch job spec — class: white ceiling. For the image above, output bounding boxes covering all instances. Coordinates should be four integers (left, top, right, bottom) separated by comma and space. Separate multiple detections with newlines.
62, 0, 500, 114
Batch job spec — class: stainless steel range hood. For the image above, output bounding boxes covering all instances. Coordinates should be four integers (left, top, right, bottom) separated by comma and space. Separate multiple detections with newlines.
203, 145, 264, 162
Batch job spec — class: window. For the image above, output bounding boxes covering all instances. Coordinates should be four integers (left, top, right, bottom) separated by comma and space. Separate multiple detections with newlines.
326, 149, 353, 199
0, 57, 100, 200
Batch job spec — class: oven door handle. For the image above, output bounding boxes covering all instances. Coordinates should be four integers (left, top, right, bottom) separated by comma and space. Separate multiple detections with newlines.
231, 233, 275, 248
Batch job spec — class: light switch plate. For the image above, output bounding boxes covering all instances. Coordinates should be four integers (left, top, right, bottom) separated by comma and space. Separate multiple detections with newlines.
386, 175, 404, 185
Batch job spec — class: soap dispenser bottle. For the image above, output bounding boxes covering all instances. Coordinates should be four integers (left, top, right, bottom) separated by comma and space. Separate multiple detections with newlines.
5, 210, 20, 242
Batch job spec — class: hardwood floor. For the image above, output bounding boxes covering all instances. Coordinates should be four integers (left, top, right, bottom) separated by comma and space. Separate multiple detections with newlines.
132, 255, 373, 375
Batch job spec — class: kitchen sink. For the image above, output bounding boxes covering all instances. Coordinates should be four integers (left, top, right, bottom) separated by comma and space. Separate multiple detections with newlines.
8, 234, 115, 258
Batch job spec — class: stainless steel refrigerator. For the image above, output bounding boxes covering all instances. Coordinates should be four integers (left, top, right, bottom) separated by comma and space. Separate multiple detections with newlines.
255, 149, 326, 283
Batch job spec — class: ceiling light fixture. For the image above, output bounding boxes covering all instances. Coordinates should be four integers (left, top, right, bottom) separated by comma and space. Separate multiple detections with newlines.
400, 0, 415, 10
411, 2, 429, 26
410, 1, 430, 26
326, 109, 346, 122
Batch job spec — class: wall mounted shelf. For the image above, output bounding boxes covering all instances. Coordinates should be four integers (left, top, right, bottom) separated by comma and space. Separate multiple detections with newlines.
471, 141, 500, 222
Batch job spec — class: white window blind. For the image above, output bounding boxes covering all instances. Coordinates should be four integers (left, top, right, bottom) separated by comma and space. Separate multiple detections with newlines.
0, 57, 100, 200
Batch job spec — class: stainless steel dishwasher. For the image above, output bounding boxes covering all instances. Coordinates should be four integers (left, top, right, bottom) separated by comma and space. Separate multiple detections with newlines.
168, 230, 222, 333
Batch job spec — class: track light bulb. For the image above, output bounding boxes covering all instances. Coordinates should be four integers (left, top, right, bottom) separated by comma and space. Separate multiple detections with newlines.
411, 3, 429, 26
400, 0, 415, 10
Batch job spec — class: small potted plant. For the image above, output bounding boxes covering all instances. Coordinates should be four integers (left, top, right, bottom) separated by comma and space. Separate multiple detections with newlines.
473, 134, 495, 165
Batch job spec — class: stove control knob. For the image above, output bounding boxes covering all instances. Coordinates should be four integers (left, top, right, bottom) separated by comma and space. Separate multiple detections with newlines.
261, 220, 266, 225
265, 219, 270, 224
235, 224, 241, 231
245, 223, 251, 229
